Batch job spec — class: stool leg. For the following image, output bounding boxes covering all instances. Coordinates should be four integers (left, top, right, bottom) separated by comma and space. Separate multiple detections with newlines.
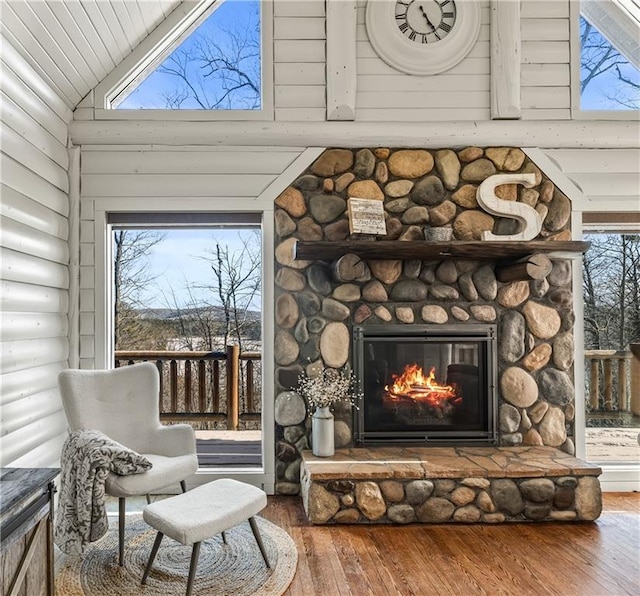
186, 542, 201, 596
180, 480, 187, 493
118, 497, 126, 566
141, 532, 164, 585
248, 517, 271, 568
221, 531, 227, 544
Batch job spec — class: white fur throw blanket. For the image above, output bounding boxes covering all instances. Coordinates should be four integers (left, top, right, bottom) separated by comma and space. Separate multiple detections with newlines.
54, 429, 152, 555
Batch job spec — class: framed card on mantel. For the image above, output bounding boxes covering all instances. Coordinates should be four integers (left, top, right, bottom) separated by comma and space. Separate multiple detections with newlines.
347, 197, 387, 235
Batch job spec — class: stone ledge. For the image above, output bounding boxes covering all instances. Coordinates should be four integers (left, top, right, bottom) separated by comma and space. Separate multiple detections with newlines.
300, 447, 602, 525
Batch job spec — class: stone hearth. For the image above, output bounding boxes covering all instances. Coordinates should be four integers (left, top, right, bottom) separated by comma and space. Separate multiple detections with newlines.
300, 447, 602, 524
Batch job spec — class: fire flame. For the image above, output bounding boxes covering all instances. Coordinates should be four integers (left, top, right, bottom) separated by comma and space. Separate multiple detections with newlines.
385, 364, 459, 407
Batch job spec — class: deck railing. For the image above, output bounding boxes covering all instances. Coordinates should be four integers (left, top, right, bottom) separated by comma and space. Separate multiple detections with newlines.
115, 348, 262, 430
585, 349, 640, 418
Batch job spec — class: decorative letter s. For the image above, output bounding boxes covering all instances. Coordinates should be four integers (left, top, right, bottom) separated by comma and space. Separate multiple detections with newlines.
476, 173, 541, 241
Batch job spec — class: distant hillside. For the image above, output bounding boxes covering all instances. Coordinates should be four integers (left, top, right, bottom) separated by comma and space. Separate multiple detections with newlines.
137, 306, 261, 322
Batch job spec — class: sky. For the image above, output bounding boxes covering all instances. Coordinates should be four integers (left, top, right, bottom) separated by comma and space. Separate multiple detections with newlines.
128, 228, 262, 310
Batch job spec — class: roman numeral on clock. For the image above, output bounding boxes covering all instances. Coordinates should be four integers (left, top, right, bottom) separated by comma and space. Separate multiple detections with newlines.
439, 22, 452, 33
399, 21, 409, 33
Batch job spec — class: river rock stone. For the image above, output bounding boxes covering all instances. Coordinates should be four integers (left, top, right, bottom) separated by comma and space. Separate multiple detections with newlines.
388, 149, 434, 178
333, 284, 361, 302
327, 480, 355, 493
406, 480, 435, 505
539, 368, 573, 406
307, 483, 340, 523
401, 206, 430, 225
333, 253, 369, 283
451, 486, 476, 506
362, 280, 388, 302
276, 237, 310, 269
297, 217, 323, 241
458, 272, 479, 301
458, 146, 483, 162
275, 209, 296, 237
529, 401, 549, 424
275, 331, 299, 365
451, 306, 470, 321
320, 322, 349, 367
565, 402, 575, 422
380, 480, 405, 502
433, 261, 457, 284
522, 301, 561, 339
524, 504, 551, 520
276, 268, 306, 291
385, 197, 413, 213
499, 311, 526, 362
299, 336, 320, 362
276, 186, 306, 217
284, 424, 305, 444
277, 365, 302, 391
308, 265, 332, 295
501, 367, 538, 407
277, 482, 300, 495
388, 504, 416, 524
355, 482, 387, 520
322, 298, 350, 321
434, 149, 461, 190
520, 479, 555, 503
396, 307, 415, 323
434, 480, 456, 496
311, 149, 353, 176
276, 441, 298, 462
491, 479, 524, 516
548, 260, 572, 287
309, 194, 346, 224
369, 260, 402, 284
454, 211, 495, 241
411, 175, 446, 206
476, 490, 496, 513
521, 162, 542, 186
385, 180, 414, 198
575, 477, 602, 520
383, 219, 403, 240
404, 259, 422, 279
400, 225, 424, 240
347, 180, 384, 201
523, 428, 544, 446
451, 184, 479, 209
461, 158, 497, 182
500, 404, 521, 433
323, 178, 334, 193
430, 285, 459, 301
530, 278, 550, 299
295, 175, 320, 192
501, 432, 523, 446
376, 161, 388, 184
335, 172, 356, 193
354, 148, 376, 178
276, 293, 299, 329
416, 498, 455, 522
333, 509, 360, 523
539, 406, 566, 446
520, 408, 532, 430
285, 460, 301, 483
334, 420, 351, 448
498, 281, 530, 308
421, 305, 449, 324
522, 343, 552, 372
374, 305, 392, 322
473, 266, 498, 300
298, 292, 321, 316
454, 505, 481, 522
275, 391, 306, 426
391, 279, 429, 302
354, 304, 372, 324
553, 486, 575, 510
548, 288, 573, 307
545, 192, 571, 231
429, 201, 457, 226
520, 187, 540, 207
471, 305, 496, 322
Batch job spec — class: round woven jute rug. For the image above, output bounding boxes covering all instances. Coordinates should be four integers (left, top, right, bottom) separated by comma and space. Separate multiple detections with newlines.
56, 515, 297, 595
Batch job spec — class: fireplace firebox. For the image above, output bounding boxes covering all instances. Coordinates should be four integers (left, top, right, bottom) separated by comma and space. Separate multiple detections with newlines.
353, 325, 498, 445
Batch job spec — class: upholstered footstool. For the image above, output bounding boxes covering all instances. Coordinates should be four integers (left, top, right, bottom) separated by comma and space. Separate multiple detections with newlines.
141, 478, 270, 596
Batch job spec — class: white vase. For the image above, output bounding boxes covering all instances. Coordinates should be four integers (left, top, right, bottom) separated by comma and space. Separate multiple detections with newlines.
312, 406, 335, 457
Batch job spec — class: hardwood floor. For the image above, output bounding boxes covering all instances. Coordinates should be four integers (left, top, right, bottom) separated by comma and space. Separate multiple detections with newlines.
260, 493, 640, 596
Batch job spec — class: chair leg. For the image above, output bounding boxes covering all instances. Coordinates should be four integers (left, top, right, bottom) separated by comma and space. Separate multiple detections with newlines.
145, 494, 151, 505
221, 530, 227, 544
141, 532, 164, 585
248, 517, 271, 568
118, 497, 126, 566
186, 542, 201, 596
180, 480, 187, 493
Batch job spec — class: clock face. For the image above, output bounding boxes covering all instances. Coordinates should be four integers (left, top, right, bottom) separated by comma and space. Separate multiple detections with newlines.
395, 0, 457, 44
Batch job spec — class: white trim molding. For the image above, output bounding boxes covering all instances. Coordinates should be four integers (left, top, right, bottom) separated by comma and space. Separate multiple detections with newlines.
326, 0, 357, 121
490, 0, 521, 119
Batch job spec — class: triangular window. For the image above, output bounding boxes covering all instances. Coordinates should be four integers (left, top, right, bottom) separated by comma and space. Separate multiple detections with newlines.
580, 13, 639, 111
114, 0, 261, 110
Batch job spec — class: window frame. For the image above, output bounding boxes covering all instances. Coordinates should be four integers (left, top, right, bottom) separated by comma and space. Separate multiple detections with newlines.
570, 1, 640, 120
93, 0, 273, 121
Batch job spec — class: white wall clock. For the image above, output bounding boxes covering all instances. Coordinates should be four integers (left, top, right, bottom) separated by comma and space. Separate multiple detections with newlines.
366, 0, 482, 76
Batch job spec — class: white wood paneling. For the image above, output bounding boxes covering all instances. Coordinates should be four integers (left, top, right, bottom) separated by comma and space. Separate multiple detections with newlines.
326, 0, 357, 120
491, 0, 521, 119
0, 33, 72, 470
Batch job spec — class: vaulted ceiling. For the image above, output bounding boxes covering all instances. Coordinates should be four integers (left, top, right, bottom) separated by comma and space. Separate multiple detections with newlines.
2, 0, 184, 110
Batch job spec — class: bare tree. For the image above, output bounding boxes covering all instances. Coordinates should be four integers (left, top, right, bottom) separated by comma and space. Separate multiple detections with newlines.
158, 3, 260, 110
113, 230, 167, 349
580, 16, 639, 109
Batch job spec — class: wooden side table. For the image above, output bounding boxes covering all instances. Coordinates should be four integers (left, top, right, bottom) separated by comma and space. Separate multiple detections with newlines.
1, 468, 59, 596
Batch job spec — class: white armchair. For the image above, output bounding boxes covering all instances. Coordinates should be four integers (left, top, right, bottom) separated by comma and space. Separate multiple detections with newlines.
58, 362, 198, 565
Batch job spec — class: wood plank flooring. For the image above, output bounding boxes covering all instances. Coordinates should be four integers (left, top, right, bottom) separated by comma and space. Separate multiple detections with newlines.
260, 493, 640, 596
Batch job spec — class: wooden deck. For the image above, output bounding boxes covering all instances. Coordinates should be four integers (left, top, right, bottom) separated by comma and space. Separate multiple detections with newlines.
261, 492, 639, 596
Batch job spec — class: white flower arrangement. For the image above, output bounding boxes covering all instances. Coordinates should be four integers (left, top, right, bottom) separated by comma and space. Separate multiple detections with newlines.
297, 366, 362, 412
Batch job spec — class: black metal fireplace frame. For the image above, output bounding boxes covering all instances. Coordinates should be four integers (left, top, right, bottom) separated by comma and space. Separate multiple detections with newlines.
352, 324, 498, 446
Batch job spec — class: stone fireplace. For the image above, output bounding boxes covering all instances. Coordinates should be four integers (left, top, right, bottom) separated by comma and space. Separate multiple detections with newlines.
272, 146, 602, 524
